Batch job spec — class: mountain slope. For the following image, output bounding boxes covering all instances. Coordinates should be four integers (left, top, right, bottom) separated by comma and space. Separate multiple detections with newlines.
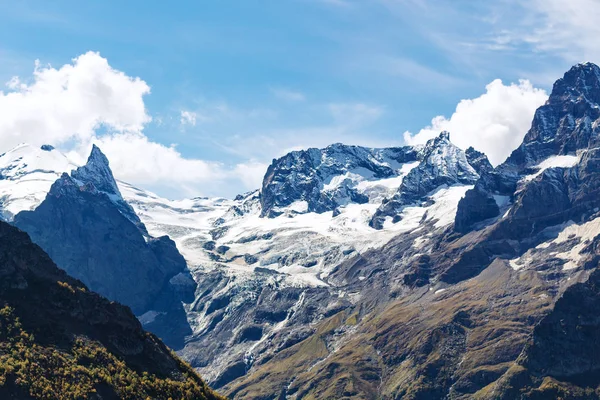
5, 63, 600, 399
0, 220, 223, 400
12, 147, 195, 349
218, 62, 600, 398
118, 136, 482, 388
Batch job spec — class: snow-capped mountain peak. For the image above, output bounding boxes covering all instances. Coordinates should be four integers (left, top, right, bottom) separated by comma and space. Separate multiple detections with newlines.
0, 143, 78, 220
0, 143, 143, 230
71, 144, 122, 198
259, 143, 420, 217
70, 145, 145, 230
370, 131, 485, 229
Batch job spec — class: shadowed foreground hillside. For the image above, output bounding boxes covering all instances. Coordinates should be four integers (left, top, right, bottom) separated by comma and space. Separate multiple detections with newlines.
0, 221, 224, 400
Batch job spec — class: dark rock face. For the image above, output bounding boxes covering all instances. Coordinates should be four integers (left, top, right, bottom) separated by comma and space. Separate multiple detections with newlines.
15, 173, 160, 313
526, 269, 600, 379
71, 144, 146, 233
371, 132, 482, 229
12, 147, 195, 349
465, 146, 493, 176
456, 63, 600, 233
0, 221, 220, 400
454, 185, 499, 233
260, 143, 419, 217
490, 267, 600, 399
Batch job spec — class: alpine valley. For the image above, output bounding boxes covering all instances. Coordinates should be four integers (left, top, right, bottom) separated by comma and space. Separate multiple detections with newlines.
3, 63, 600, 399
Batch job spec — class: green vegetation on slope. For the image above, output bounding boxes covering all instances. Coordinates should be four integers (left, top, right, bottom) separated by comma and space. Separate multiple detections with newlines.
0, 221, 225, 400
0, 305, 221, 400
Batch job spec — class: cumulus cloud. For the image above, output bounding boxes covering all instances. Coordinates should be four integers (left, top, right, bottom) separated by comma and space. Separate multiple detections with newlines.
403, 79, 548, 165
0, 52, 150, 149
233, 161, 269, 191
0, 52, 265, 198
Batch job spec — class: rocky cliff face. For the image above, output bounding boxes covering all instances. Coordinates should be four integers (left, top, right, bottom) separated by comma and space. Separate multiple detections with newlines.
260, 143, 419, 217
0, 220, 222, 400
12, 147, 195, 349
455, 63, 600, 233
71, 144, 147, 233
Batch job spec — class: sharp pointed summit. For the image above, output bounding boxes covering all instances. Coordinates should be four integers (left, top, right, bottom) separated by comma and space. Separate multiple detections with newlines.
71, 144, 144, 231
72, 144, 122, 197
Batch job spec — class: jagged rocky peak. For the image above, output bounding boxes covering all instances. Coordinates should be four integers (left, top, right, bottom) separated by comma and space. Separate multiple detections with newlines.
370, 131, 483, 229
509, 62, 600, 168
465, 146, 493, 175
71, 144, 145, 231
12, 144, 195, 348
415, 131, 481, 180
552, 62, 600, 104
72, 144, 121, 197
259, 142, 419, 217
13, 181, 196, 350
455, 62, 600, 233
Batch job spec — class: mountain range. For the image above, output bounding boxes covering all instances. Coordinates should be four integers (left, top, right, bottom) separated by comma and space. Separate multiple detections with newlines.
3, 63, 600, 399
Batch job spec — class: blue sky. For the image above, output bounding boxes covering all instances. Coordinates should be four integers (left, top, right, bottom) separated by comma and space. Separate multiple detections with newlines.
0, 0, 597, 198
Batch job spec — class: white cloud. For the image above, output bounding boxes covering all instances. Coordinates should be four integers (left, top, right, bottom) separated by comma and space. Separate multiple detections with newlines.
66, 133, 226, 196
403, 79, 548, 165
0, 51, 150, 149
180, 110, 197, 126
0, 52, 266, 198
233, 161, 269, 191
270, 87, 306, 102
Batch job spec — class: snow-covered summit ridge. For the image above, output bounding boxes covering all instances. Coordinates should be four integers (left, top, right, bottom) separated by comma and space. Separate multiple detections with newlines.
0, 143, 143, 230
0, 131, 486, 289
0, 143, 77, 220
117, 131, 484, 290
259, 142, 421, 218
370, 131, 487, 229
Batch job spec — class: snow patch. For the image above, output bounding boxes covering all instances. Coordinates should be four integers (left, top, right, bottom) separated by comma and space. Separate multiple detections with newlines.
522, 154, 580, 182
